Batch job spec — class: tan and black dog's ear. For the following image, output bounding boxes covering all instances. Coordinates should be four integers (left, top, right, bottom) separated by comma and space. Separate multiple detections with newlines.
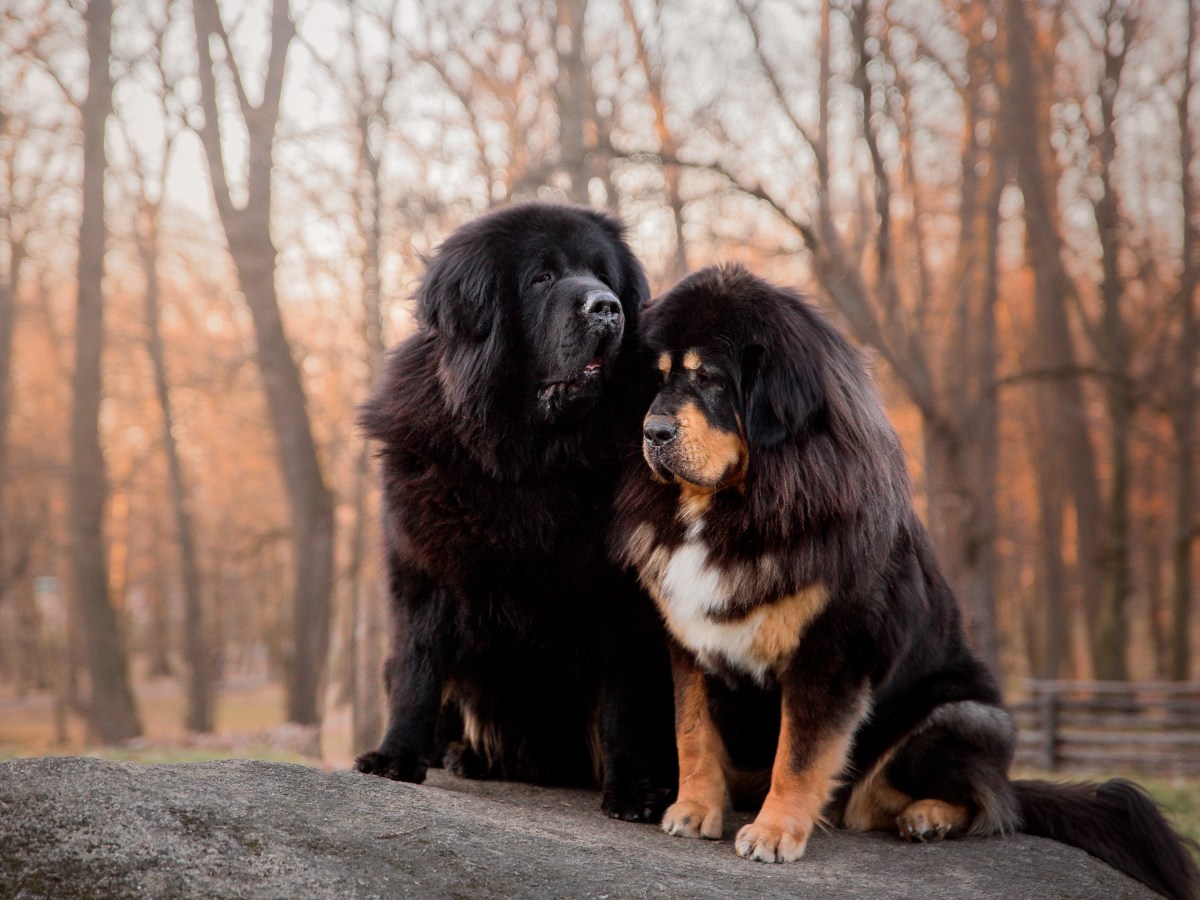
417, 241, 499, 342
740, 342, 825, 449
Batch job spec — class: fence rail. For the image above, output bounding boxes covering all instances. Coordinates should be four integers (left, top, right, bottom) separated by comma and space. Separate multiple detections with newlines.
1010, 680, 1200, 775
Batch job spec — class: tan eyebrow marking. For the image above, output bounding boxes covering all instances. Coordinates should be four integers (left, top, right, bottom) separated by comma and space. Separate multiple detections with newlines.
657, 352, 672, 375
683, 350, 702, 371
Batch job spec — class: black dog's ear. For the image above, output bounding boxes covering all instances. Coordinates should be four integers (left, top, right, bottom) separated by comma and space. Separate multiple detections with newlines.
417, 243, 498, 341
741, 341, 825, 449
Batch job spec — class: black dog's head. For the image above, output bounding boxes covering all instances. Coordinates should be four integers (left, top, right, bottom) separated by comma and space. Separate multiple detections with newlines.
641, 264, 833, 492
418, 202, 649, 427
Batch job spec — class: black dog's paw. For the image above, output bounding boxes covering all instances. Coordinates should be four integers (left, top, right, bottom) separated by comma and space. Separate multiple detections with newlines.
442, 741, 489, 780
354, 747, 427, 783
602, 777, 675, 823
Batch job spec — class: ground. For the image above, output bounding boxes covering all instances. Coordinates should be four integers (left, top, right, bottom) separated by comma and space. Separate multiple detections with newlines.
0, 757, 1160, 899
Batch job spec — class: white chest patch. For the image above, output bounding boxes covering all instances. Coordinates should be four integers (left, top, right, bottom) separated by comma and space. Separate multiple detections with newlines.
647, 531, 831, 683
658, 540, 771, 680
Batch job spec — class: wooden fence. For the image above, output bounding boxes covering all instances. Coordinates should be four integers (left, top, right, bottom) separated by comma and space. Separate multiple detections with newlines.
1010, 680, 1200, 776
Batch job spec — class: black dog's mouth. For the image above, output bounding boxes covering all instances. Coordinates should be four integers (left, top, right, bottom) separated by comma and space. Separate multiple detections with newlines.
537, 335, 617, 419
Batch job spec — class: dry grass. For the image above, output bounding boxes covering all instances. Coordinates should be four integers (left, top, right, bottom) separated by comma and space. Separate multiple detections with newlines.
0, 677, 311, 765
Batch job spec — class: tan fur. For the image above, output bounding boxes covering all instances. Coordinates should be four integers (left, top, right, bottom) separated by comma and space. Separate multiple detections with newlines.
657, 352, 672, 375
735, 699, 861, 862
673, 401, 747, 488
677, 484, 713, 521
460, 703, 503, 765
747, 585, 831, 671
661, 666, 729, 840
897, 799, 970, 842
843, 745, 912, 832
683, 349, 702, 371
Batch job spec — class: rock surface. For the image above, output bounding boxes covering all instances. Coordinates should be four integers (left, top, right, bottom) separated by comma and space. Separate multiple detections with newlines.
0, 756, 1154, 898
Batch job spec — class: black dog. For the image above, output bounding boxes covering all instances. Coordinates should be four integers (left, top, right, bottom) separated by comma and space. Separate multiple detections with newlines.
355, 202, 676, 822
614, 264, 1198, 897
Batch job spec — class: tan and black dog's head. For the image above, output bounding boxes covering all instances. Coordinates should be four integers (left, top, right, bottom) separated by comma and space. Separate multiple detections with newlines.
641, 264, 833, 493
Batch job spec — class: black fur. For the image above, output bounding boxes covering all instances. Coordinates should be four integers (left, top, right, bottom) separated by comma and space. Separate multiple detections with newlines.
1014, 779, 1199, 900
355, 202, 676, 822
615, 263, 1199, 895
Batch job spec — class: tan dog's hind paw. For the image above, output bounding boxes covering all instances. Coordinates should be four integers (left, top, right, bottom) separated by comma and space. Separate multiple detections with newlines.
896, 799, 969, 842
661, 799, 724, 840
734, 820, 812, 863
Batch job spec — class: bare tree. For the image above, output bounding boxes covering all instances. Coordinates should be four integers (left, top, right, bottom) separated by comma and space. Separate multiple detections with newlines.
114, 1, 212, 729
191, 0, 334, 724
1002, 0, 1108, 677
69, 0, 142, 742
1083, 0, 1138, 681
1171, 0, 1198, 680
0, 106, 20, 584
298, 0, 407, 751
619, 0, 688, 281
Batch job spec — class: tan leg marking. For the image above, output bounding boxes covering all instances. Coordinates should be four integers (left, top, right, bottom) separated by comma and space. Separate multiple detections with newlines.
896, 799, 969, 842
735, 702, 855, 863
843, 746, 912, 832
661, 663, 728, 841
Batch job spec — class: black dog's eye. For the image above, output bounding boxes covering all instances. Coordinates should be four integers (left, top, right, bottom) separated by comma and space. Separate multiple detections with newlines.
694, 370, 723, 389
533, 271, 553, 285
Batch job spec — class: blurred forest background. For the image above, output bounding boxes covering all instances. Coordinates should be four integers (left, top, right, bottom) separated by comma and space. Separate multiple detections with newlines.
0, 0, 1197, 766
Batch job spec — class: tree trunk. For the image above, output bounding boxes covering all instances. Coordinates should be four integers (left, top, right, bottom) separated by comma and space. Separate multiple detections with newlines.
350, 125, 386, 753
924, 27, 1004, 672
556, 0, 592, 204
146, 560, 173, 679
1170, 0, 1197, 682
0, 232, 18, 626
1003, 0, 1107, 677
68, 0, 141, 743
923, 423, 1000, 672
192, 0, 335, 725
1144, 530, 1168, 679
228, 236, 334, 725
1089, 3, 1134, 682
139, 219, 211, 730
1031, 436, 1071, 678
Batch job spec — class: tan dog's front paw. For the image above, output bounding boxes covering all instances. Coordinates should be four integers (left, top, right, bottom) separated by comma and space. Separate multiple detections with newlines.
896, 799, 968, 842
661, 799, 724, 840
734, 819, 812, 862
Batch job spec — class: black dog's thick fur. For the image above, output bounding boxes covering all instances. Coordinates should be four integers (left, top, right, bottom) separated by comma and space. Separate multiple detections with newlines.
355, 203, 676, 821
615, 264, 1198, 897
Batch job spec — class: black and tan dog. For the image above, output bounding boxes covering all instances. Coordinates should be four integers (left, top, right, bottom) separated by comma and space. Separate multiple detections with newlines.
613, 264, 1198, 898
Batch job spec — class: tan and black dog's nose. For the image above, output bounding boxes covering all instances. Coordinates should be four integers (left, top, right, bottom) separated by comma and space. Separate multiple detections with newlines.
643, 415, 677, 446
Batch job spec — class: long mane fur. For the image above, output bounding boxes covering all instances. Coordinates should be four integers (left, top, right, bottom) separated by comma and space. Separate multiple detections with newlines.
360, 203, 650, 481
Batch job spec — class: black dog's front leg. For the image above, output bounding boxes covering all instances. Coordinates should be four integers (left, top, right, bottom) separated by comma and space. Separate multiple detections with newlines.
598, 577, 678, 822
355, 558, 454, 783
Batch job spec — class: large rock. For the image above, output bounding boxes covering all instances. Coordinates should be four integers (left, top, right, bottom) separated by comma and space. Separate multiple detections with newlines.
0, 756, 1153, 898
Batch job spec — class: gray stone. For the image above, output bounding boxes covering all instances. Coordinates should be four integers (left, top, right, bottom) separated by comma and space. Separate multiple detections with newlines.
0, 756, 1154, 898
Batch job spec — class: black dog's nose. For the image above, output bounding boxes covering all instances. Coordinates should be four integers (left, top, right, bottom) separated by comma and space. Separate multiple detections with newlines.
643, 416, 677, 446
583, 290, 621, 323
